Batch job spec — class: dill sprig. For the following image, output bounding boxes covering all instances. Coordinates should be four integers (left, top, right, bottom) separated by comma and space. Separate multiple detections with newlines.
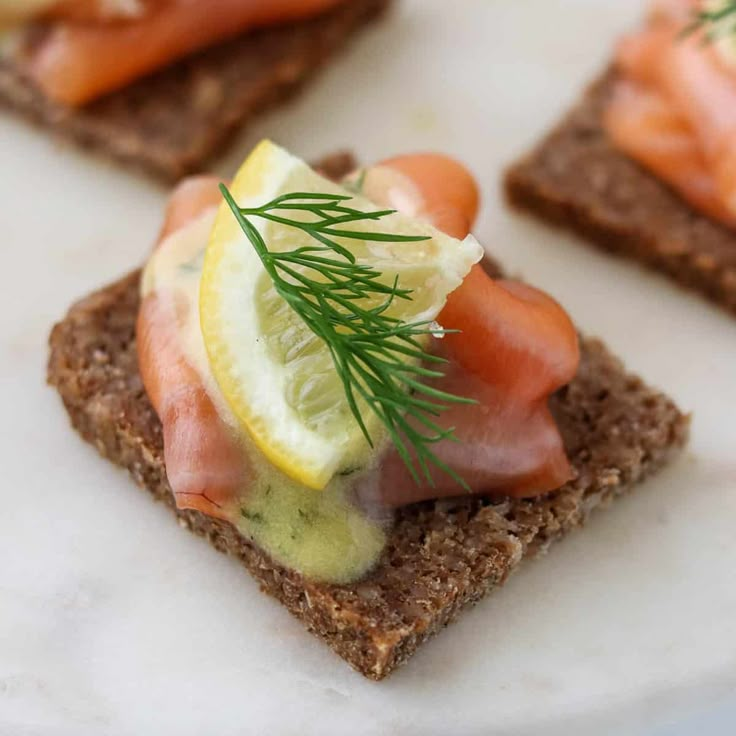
682, 1, 736, 41
220, 184, 474, 489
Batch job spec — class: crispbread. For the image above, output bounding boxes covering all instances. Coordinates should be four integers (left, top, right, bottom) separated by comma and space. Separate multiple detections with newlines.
0, 0, 389, 181
505, 70, 736, 315
47, 167, 688, 677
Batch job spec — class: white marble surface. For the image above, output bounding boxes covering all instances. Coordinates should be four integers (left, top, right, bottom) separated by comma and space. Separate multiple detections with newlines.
1, 1, 735, 734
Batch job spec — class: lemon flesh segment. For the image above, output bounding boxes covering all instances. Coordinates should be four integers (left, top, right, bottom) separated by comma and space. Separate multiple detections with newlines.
200, 140, 483, 490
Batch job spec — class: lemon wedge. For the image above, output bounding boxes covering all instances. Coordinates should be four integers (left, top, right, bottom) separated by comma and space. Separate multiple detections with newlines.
200, 140, 482, 490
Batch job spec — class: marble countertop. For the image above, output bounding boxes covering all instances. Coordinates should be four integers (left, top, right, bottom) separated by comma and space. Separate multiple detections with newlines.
1, 1, 735, 734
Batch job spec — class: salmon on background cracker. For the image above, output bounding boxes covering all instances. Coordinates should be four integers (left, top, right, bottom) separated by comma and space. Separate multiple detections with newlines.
604, 79, 736, 227
505, 0, 736, 315
21, 0, 347, 106
0, 0, 390, 179
604, 0, 736, 227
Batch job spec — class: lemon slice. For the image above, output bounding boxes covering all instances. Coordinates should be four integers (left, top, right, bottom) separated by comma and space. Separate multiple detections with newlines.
200, 140, 482, 490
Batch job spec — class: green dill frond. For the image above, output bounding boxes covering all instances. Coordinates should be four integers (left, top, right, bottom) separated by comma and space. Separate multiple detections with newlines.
220, 184, 473, 490
682, 1, 736, 42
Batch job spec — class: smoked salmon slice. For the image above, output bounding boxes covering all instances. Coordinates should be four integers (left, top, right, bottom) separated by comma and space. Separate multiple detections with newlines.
605, 0, 736, 226
605, 79, 736, 227
358, 154, 578, 504
23, 0, 346, 106
137, 175, 250, 520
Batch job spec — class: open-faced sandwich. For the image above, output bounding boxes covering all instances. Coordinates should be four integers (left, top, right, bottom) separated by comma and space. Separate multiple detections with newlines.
506, 0, 736, 316
0, 0, 389, 179
48, 141, 689, 679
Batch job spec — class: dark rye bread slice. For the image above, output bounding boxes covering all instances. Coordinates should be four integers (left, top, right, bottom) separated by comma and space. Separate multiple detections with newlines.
0, 0, 389, 181
505, 70, 736, 316
47, 270, 689, 680
47, 271, 689, 679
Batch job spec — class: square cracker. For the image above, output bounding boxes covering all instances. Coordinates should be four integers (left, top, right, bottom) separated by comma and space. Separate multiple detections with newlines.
0, 0, 390, 181
47, 154, 689, 678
